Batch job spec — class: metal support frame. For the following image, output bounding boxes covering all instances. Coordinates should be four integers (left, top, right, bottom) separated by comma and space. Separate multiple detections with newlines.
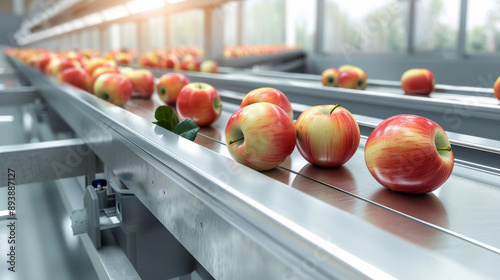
0, 138, 98, 186
457, 0, 469, 58
313, 0, 325, 54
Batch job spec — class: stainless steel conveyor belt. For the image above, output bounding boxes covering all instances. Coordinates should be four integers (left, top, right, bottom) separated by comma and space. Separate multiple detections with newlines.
7, 56, 500, 279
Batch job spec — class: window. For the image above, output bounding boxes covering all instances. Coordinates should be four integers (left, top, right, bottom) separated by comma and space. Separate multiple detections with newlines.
147, 16, 165, 50
120, 22, 137, 51
286, 0, 316, 51
414, 0, 460, 52
466, 0, 500, 53
169, 9, 204, 48
223, 1, 238, 47
323, 0, 408, 55
242, 0, 285, 45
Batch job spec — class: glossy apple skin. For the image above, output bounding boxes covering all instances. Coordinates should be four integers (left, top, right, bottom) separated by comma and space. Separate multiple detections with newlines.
176, 83, 222, 127
59, 67, 91, 92
493, 76, 500, 100
93, 73, 133, 107
225, 102, 296, 171
90, 66, 120, 94
364, 115, 454, 194
296, 105, 360, 167
240, 87, 294, 119
401, 69, 434, 96
200, 60, 219, 73
320, 68, 339, 87
338, 65, 367, 90
157, 73, 190, 105
138, 52, 159, 67
123, 69, 155, 99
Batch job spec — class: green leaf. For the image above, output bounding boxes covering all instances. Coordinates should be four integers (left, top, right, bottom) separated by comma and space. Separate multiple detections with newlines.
174, 119, 200, 141
153, 106, 179, 132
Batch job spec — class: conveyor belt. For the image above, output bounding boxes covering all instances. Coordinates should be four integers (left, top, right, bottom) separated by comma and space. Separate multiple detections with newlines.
9, 57, 500, 279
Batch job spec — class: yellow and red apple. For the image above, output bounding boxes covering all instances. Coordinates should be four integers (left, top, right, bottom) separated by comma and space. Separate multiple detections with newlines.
93, 73, 133, 107
156, 73, 190, 105
401, 69, 434, 96
338, 65, 367, 90
176, 82, 222, 127
240, 87, 294, 119
295, 104, 360, 167
123, 69, 155, 99
494, 76, 500, 101
225, 102, 296, 171
59, 67, 91, 92
364, 115, 454, 194
320, 68, 339, 87
200, 60, 219, 73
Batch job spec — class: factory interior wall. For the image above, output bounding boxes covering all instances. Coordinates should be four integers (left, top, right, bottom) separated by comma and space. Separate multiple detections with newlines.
0, 14, 22, 46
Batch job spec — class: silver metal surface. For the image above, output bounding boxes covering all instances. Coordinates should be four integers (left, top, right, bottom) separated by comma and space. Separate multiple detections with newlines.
10, 54, 500, 279
0, 138, 97, 186
0, 87, 38, 105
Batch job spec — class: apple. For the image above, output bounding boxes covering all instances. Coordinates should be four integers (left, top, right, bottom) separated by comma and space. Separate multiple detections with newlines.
401, 69, 434, 96
115, 52, 132, 65
240, 87, 294, 119
37, 55, 53, 73
90, 66, 120, 93
93, 73, 133, 107
139, 52, 159, 67
225, 102, 296, 171
176, 82, 222, 127
159, 54, 179, 69
86, 58, 117, 76
338, 65, 367, 90
493, 76, 500, 100
123, 69, 155, 99
295, 104, 360, 167
320, 68, 339, 87
157, 73, 190, 105
200, 60, 219, 73
364, 115, 454, 194
59, 67, 91, 92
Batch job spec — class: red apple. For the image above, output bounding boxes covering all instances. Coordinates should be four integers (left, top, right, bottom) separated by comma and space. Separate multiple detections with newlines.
159, 54, 179, 69
493, 76, 500, 101
59, 67, 91, 92
401, 69, 434, 96
200, 60, 219, 73
176, 82, 222, 127
90, 66, 120, 93
115, 52, 132, 65
320, 68, 339, 87
225, 102, 296, 171
338, 65, 367, 90
295, 104, 360, 167
123, 69, 155, 99
157, 73, 190, 105
240, 87, 293, 119
364, 115, 454, 194
138, 52, 159, 67
93, 73, 133, 107
86, 58, 117, 76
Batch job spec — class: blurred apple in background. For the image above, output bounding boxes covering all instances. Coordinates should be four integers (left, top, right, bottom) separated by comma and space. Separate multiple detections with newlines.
200, 60, 219, 73
59, 67, 91, 92
115, 52, 132, 65
338, 65, 367, 90
493, 76, 500, 100
123, 69, 155, 99
320, 68, 339, 87
364, 115, 454, 194
93, 73, 133, 107
159, 54, 180, 69
240, 87, 294, 119
225, 102, 296, 171
138, 52, 159, 67
90, 66, 120, 93
85, 58, 117, 76
295, 104, 360, 167
401, 69, 434, 96
157, 73, 190, 105
176, 82, 222, 127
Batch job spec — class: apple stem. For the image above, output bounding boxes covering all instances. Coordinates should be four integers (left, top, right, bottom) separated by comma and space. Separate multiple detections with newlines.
330, 104, 340, 114
229, 137, 244, 145
437, 147, 452, 151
